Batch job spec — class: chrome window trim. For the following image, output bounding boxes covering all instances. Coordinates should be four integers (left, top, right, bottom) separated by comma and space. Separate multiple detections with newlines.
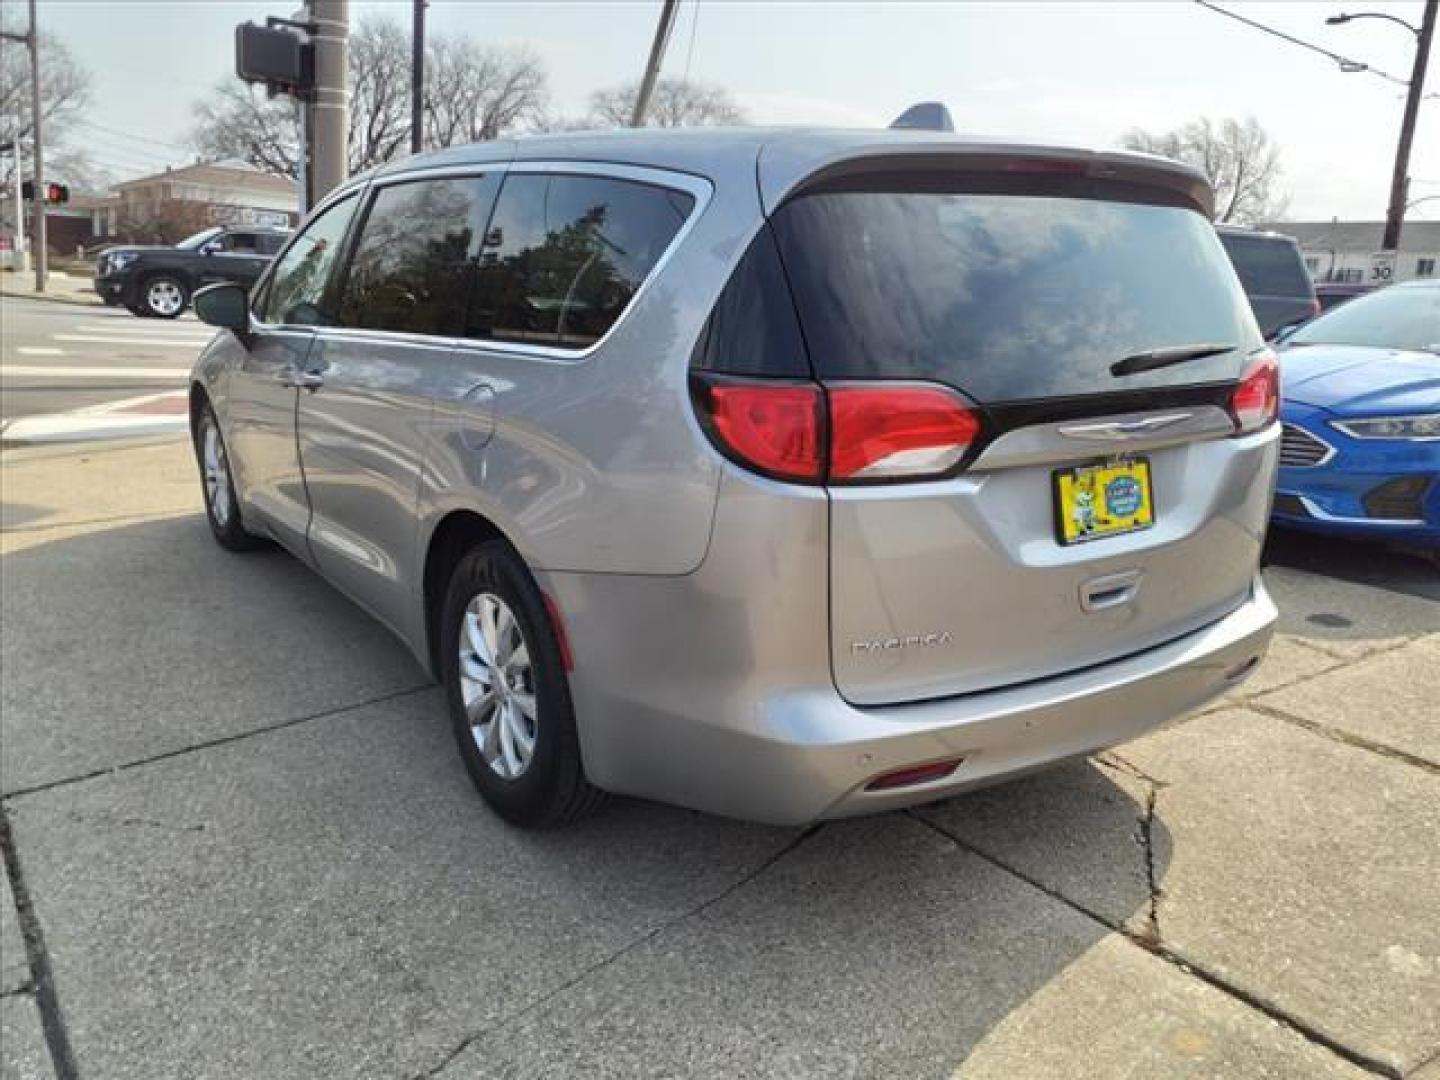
248, 161, 712, 359
1278, 422, 1337, 467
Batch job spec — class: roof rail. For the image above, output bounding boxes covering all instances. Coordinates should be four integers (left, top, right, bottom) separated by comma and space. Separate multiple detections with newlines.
889, 102, 954, 133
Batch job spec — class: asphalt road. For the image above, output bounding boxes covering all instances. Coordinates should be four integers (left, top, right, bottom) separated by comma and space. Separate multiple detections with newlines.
0, 296, 211, 420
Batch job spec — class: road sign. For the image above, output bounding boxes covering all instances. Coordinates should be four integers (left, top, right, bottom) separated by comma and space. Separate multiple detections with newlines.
1368, 250, 1398, 285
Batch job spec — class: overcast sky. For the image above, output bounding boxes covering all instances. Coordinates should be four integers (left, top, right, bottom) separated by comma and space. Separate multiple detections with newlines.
27, 0, 1440, 221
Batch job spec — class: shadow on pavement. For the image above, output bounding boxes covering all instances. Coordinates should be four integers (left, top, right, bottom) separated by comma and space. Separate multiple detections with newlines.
1, 511, 1172, 1078
1264, 526, 1438, 601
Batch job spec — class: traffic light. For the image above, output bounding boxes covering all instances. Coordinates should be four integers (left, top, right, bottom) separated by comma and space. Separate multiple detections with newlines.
18, 182, 67, 204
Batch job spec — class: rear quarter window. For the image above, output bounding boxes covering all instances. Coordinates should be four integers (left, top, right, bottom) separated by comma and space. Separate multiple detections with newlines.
467, 173, 694, 349
773, 191, 1260, 402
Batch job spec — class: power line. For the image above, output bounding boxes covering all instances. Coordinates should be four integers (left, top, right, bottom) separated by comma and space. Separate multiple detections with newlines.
72, 118, 191, 153
683, 0, 701, 83
1193, 0, 1411, 86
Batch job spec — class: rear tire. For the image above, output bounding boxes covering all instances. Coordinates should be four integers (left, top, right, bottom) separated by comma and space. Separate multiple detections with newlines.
441, 542, 605, 828
195, 403, 264, 552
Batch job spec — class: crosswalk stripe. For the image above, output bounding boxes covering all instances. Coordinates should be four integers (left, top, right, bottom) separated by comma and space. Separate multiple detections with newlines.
52, 334, 212, 348
16, 347, 65, 356
73, 321, 204, 335
1, 365, 191, 379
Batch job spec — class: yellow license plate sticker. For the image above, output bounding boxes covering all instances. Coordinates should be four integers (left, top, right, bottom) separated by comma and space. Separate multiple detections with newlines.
1054, 459, 1154, 545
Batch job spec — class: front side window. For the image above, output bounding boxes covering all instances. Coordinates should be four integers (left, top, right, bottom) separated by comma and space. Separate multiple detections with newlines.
336, 175, 498, 336
176, 227, 223, 251
468, 173, 695, 349
262, 193, 359, 326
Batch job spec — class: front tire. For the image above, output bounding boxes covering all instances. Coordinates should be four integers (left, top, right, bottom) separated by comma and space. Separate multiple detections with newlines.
195, 403, 263, 552
441, 542, 604, 827
142, 275, 188, 318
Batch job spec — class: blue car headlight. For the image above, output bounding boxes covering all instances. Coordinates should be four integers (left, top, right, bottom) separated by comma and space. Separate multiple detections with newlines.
1330, 414, 1440, 441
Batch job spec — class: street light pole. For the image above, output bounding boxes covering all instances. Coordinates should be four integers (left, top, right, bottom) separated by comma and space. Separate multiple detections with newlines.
310, 0, 349, 200
1384, 0, 1436, 249
1332, 1, 1437, 250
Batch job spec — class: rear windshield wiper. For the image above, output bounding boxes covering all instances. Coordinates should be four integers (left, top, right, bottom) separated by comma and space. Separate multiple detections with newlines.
1110, 343, 1235, 377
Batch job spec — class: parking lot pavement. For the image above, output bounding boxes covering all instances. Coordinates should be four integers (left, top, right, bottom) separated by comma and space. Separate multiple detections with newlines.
1, 437, 1436, 1079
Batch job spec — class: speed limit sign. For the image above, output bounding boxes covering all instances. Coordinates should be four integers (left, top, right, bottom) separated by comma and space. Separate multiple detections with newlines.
1368, 251, 1397, 285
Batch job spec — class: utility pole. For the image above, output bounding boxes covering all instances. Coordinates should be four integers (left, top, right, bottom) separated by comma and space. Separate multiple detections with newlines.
630, 0, 679, 127
7, 141, 25, 272
310, 0, 349, 200
1383, 0, 1435, 250
3, 0, 49, 290
411, 0, 425, 154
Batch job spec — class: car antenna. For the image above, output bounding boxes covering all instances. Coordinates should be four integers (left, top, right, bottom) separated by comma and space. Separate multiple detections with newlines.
888, 102, 955, 133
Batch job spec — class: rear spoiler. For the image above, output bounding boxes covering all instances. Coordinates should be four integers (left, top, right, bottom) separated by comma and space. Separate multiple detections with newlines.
758, 140, 1214, 219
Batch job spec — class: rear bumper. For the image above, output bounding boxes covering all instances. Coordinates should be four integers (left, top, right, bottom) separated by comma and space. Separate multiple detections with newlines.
559, 575, 1276, 826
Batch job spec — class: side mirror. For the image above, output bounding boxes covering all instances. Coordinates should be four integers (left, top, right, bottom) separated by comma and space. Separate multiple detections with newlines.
199, 240, 223, 255
193, 282, 250, 335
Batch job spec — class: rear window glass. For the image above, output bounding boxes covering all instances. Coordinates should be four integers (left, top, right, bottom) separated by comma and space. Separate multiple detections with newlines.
772, 192, 1259, 402
1219, 233, 1311, 298
1288, 285, 1439, 352
468, 173, 694, 349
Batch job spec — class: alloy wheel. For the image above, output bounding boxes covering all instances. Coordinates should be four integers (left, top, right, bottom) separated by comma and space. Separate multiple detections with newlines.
458, 593, 537, 779
147, 280, 184, 316
202, 418, 231, 527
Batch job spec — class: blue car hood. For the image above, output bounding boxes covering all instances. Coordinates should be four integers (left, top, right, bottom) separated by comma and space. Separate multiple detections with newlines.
1279, 344, 1440, 415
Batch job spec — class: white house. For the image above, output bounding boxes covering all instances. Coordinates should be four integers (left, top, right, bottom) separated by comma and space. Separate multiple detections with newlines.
1258, 220, 1440, 285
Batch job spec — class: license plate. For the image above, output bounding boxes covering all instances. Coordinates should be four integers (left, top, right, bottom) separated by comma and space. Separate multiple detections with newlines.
1053, 458, 1154, 545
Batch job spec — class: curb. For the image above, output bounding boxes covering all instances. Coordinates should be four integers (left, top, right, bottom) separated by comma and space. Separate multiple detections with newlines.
1, 392, 189, 447
0, 287, 103, 308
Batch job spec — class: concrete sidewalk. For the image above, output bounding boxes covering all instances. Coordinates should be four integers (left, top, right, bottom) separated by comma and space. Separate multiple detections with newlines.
0, 270, 103, 308
1, 439, 1436, 1080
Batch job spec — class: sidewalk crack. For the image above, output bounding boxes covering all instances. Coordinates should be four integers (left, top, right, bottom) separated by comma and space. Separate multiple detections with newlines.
0, 806, 81, 1079
1247, 701, 1440, 776
406, 824, 822, 1080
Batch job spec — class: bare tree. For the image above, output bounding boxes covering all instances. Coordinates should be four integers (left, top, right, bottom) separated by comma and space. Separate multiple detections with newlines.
587, 78, 745, 128
347, 17, 411, 169
424, 39, 547, 146
191, 17, 548, 179
0, 16, 92, 191
1121, 116, 1288, 224
192, 81, 302, 178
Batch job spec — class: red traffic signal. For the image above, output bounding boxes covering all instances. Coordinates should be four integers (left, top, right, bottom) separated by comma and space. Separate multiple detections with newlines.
45, 183, 69, 205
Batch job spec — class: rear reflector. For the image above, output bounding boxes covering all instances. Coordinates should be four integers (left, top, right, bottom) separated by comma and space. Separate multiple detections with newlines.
865, 758, 963, 791
696, 379, 823, 482
1229, 349, 1279, 434
829, 384, 981, 481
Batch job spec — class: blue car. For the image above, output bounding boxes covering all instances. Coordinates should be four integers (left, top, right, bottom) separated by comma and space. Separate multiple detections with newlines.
1273, 280, 1439, 548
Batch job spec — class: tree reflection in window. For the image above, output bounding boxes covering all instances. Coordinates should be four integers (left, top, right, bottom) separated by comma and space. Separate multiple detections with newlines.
469, 174, 693, 348
339, 176, 495, 336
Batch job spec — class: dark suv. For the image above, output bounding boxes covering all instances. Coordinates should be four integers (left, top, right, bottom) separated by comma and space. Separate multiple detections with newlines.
1216, 225, 1319, 339
95, 226, 291, 318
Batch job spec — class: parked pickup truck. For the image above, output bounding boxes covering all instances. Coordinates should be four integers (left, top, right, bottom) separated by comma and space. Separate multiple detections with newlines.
95, 226, 291, 318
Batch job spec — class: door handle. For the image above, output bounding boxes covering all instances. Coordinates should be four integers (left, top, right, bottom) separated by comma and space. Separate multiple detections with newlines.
278, 369, 325, 390
1080, 570, 1143, 613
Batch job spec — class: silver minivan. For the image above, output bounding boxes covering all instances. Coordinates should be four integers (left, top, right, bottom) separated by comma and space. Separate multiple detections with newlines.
190, 129, 1279, 827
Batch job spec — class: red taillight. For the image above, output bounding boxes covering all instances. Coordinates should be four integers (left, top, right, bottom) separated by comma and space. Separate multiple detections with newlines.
695, 379, 823, 482
694, 376, 982, 485
828, 384, 981, 481
1230, 350, 1280, 434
